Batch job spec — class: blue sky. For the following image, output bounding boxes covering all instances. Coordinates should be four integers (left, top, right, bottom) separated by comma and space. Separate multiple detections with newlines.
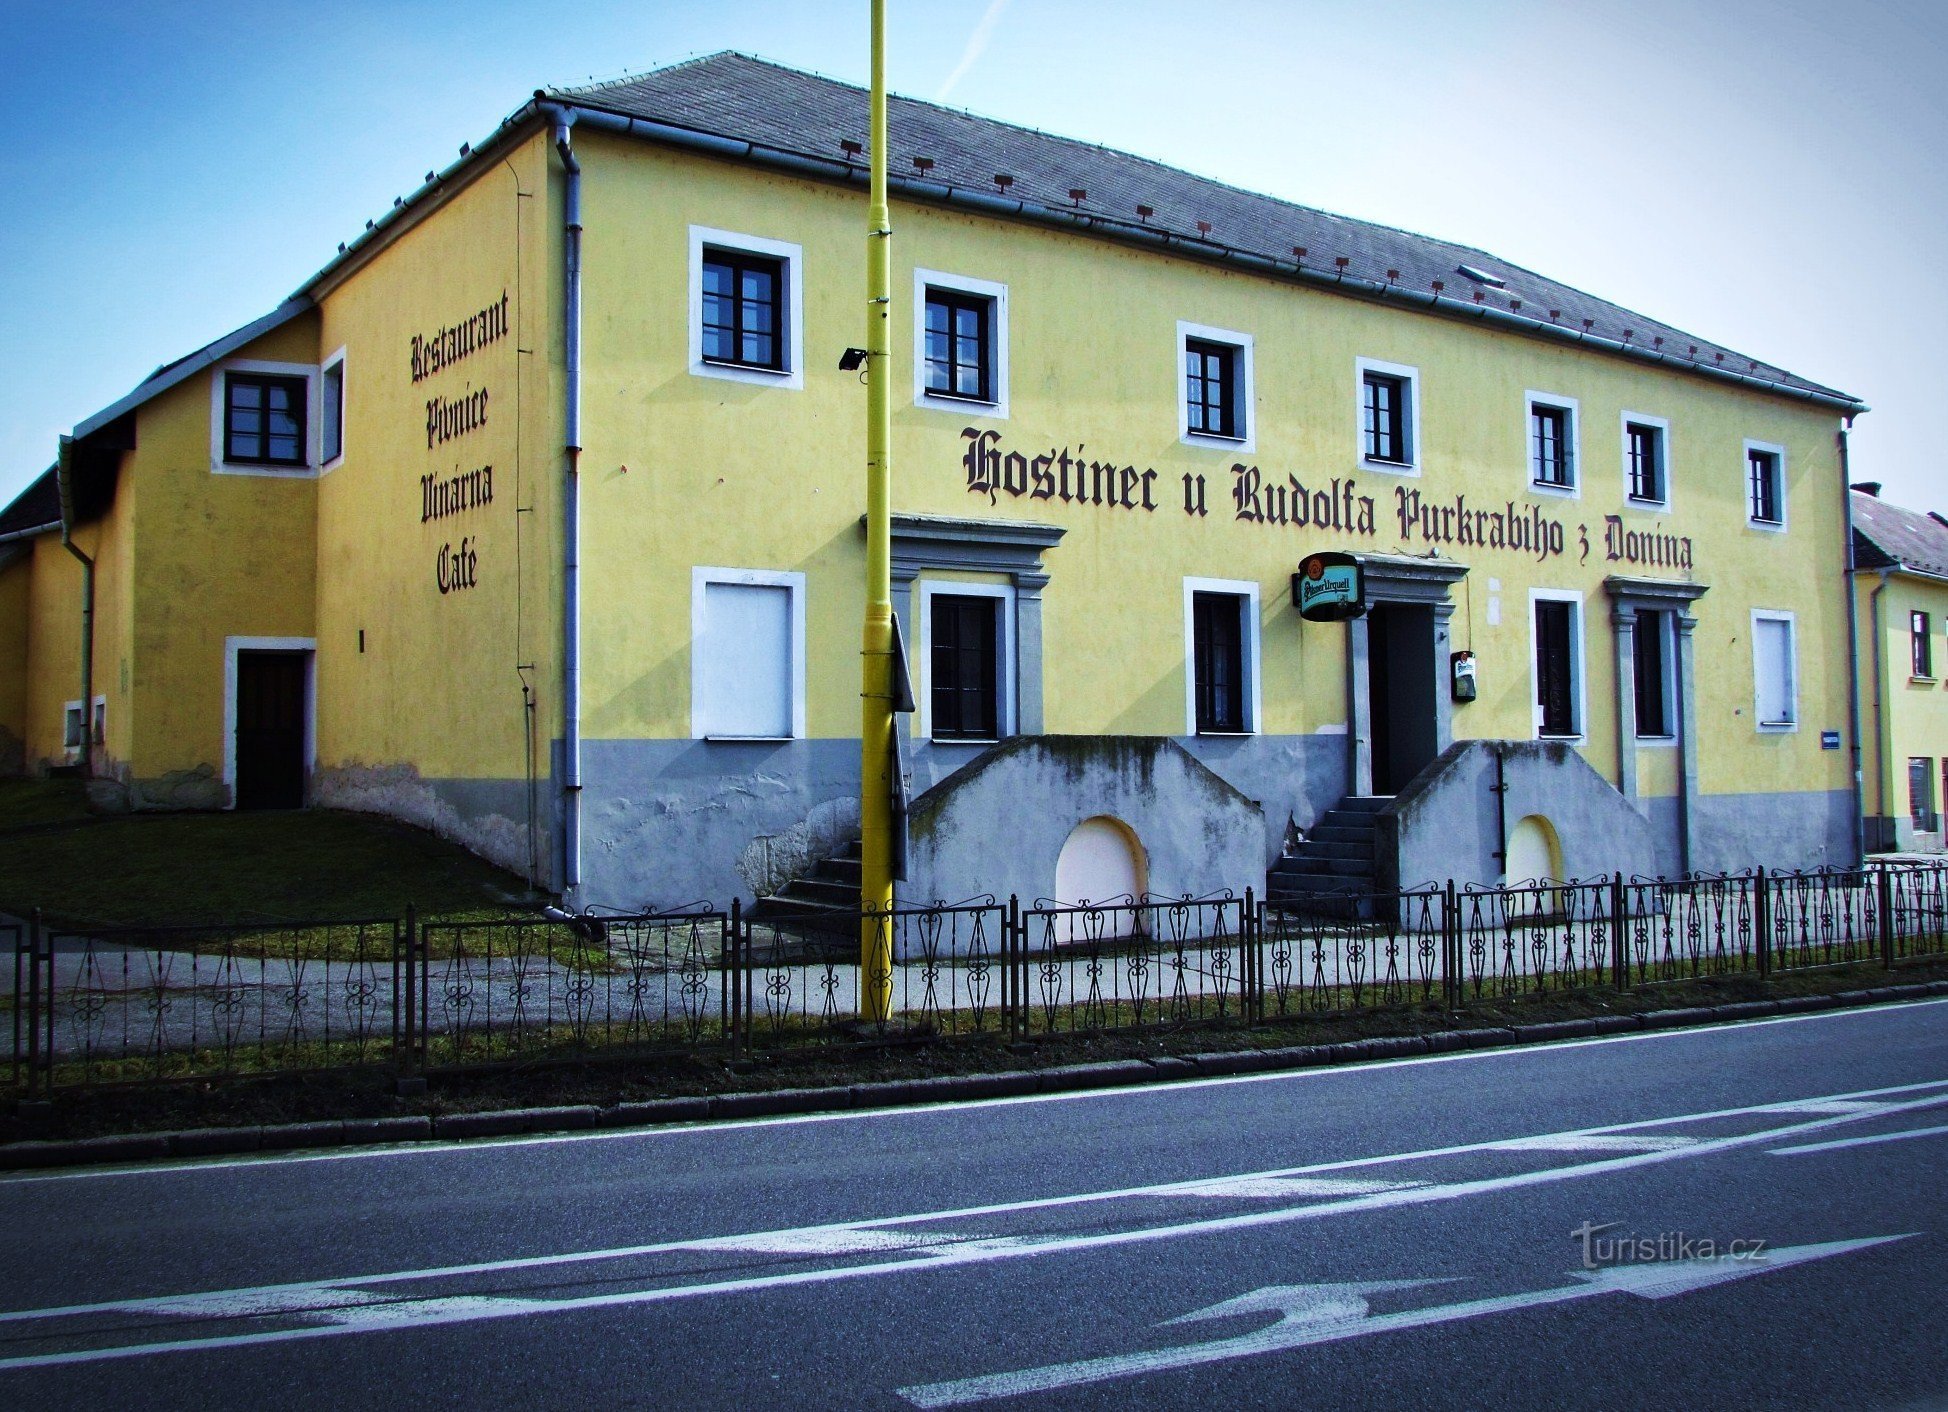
2, 0, 1942, 510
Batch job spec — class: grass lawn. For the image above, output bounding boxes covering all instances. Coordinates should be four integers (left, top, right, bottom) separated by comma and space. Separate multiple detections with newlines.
0, 778, 542, 928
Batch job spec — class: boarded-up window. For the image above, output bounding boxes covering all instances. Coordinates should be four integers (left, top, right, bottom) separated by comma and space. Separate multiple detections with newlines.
696, 580, 794, 738
1754, 614, 1796, 727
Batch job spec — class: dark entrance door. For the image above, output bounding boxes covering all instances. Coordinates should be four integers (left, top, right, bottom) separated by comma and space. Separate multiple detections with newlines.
235, 651, 307, 810
1365, 603, 1439, 794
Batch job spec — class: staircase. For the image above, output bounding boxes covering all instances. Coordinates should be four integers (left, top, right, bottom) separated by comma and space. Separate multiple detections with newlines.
1267, 795, 1389, 911
748, 837, 862, 931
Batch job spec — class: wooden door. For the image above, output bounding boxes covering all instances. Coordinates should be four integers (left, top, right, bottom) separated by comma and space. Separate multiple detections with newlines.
235, 651, 307, 810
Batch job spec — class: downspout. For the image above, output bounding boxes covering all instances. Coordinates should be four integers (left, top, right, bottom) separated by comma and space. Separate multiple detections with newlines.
553, 112, 584, 904
55, 436, 95, 780
1868, 568, 1891, 849
1838, 419, 1867, 864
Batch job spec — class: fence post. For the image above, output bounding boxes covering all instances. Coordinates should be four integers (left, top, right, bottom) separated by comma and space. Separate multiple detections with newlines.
1753, 867, 1770, 980
1242, 888, 1258, 1024
400, 905, 417, 1078
1008, 895, 1023, 1039
1877, 864, 1896, 970
25, 908, 43, 1102
725, 898, 741, 1055
1610, 874, 1627, 989
1440, 881, 1458, 1009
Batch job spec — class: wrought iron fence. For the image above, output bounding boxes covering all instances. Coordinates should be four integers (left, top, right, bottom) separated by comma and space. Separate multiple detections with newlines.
415, 907, 733, 1071
16, 915, 405, 1092
731, 898, 1010, 1044
8, 857, 1946, 1098
1016, 893, 1254, 1034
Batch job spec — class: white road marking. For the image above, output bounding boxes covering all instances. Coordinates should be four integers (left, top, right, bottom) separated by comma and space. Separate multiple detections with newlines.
1768, 1122, 1948, 1157
1759, 1099, 1890, 1115
1, 1087, 1942, 1371
1488, 1135, 1698, 1153
896, 1236, 1916, 1406
8, 995, 1943, 1185
1167, 1176, 1422, 1199
691, 1230, 1003, 1256
11, 1075, 1944, 1330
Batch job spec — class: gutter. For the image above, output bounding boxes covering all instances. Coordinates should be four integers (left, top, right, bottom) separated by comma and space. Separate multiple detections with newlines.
1867, 567, 1891, 849
1839, 420, 1868, 864
0, 520, 60, 547
549, 109, 585, 904
541, 100, 1868, 417
54, 436, 95, 781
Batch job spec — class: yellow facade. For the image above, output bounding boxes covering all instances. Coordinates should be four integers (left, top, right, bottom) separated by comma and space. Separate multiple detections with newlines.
1854, 516, 1948, 851
4, 54, 1871, 906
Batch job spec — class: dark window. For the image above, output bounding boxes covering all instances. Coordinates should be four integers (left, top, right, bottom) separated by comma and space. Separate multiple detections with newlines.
1192, 592, 1247, 733
1748, 447, 1781, 523
1915, 611, 1935, 678
224, 373, 307, 465
930, 595, 999, 741
1185, 339, 1241, 439
923, 289, 992, 401
322, 360, 345, 463
1532, 403, 1572, 487
701, 248, 785, 371
1362, 371, 1410, 464
1534, 598, 1577, 736
1626, 421, 1665, 503
1633, 609, 1670, 737
1910, 757, 1938, 831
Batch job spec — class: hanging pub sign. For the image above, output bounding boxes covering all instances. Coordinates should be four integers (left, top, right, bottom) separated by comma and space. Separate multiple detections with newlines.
1292, 551, 1366, 621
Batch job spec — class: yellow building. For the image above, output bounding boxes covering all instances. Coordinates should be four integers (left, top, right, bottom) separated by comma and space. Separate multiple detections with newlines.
0, 53, 1872, 911
1853, 488, 1948, 853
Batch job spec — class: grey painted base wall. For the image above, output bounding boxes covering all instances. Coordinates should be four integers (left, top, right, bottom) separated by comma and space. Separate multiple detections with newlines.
575, 737, 861, 912
1689, 789, 1857, 873
314, 763, 538, 885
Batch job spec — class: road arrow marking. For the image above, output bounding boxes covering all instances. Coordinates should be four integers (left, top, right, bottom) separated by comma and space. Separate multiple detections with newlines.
896, 1236, 1915, 1407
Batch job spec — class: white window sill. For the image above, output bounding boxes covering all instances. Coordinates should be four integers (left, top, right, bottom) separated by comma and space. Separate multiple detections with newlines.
1910, 675, 1937, 686
1536, 731, 1585, 743
1747, 518, 1787, 533
1361, 456, 1419, 476
702, 735, 797, 743
1635, 735, 1678, 748
1755, 722, 1799, 734
930, 736, 1001, 747
1194, 730, 1256, 738
1530, 479, 1579, 498
1623, 496, 1671, 512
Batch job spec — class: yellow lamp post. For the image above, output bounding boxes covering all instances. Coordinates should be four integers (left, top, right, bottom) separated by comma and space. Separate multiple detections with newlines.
859, 0, 896, 1022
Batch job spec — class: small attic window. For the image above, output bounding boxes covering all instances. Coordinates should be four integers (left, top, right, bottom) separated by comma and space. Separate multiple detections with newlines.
1457, 263, 1506, 289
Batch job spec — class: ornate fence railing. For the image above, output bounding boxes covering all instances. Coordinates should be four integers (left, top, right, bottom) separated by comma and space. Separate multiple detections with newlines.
8, 858, 1946, 1097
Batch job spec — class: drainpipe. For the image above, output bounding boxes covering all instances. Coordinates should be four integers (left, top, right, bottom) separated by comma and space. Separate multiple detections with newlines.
552, 111, 584, 904
55, 436, 95, 780
1868, 568, 1891, 850
1838, 419, 1867, 864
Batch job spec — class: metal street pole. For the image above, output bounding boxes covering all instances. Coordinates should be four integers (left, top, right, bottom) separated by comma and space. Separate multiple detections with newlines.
859, 0, 896, 1021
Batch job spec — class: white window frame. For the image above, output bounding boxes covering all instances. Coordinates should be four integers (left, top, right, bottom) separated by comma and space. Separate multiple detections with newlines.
320, 346, 348, 473
1528, 587, 1587, 742
61, 696, 104, 754
1525, 390, 1580, 499
221, 637, 317, 806
1620, 411, 1673, 511
690, 567, 807, 741
916, 579, 1017, 744
688, 226, 804, 390
1744, 437, 1788, 532
1182, 576, 1262, 736
1751, 608, 1799, 733
210, 358, 321, 478
1178, 321, 1256, 452
1355, 356, 1421, 476
913, 269, 1009, 418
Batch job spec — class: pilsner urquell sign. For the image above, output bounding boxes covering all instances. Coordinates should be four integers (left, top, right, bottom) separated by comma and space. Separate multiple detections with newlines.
1293, 552, 1366, 622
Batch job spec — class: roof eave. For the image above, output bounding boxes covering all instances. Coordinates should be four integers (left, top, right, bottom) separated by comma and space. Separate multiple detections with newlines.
71, 296, 314, 442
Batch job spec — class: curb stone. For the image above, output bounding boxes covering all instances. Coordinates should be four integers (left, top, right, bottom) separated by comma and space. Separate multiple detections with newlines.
7, 981, 1945, 1172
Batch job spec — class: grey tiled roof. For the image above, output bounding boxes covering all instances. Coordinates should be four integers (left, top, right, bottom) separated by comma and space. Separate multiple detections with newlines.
0, 467, 58, 541
1854, 491, 1948, 579
549, 53, 1857, 407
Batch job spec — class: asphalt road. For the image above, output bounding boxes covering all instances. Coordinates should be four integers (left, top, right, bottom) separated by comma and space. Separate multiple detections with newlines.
3, 999, 1946, 1410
